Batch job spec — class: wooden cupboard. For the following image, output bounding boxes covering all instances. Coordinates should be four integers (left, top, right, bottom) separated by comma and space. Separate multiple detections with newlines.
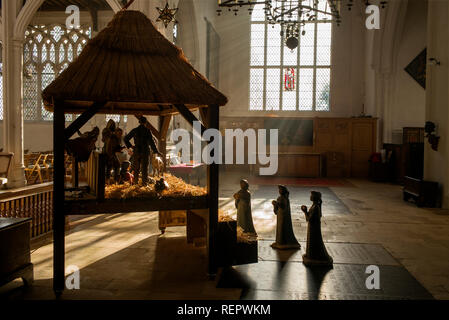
221, 116, 377, 178
315, 118, 352, 177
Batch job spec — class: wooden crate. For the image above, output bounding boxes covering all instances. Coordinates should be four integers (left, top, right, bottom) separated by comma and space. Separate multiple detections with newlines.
216, 221, 258, 267
86, 151, 105, 200
159, 210, 187, 233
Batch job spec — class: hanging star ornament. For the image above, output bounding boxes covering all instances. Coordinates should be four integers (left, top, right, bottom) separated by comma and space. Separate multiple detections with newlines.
156, 2, 178, 28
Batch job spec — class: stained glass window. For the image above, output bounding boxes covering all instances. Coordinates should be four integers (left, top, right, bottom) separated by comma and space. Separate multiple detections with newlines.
23, 24, 91, 121
249, 1, 332, 111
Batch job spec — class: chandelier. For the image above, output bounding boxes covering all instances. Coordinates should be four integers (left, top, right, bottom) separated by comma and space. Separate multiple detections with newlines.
217, 1, 341, 22
217, 1, 387, 49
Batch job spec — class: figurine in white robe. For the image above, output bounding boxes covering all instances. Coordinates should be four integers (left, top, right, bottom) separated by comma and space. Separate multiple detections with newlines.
234, 179, 257, 234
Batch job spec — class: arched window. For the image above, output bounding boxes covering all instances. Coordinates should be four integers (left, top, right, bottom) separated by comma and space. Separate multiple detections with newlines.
23, 24, 91, 121
249, 1, 332, 111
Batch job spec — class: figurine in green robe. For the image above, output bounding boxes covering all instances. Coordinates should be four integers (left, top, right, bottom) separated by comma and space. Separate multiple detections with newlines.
271, 185, 301, 250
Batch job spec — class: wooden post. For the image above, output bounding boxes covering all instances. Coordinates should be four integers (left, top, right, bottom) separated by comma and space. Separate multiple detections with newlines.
207, 105, 219, 276
74, 158, 79, 188
53, 101, 66, 296
158, 115, 172, 170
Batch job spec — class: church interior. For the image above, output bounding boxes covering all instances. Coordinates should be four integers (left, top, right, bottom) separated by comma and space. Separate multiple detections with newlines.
0, 0, 449, 302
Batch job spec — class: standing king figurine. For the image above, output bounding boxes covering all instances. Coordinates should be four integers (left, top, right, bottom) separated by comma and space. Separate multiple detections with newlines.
271, 185, 301, 250
234, 179, 257, 234
301, 191, 333, 267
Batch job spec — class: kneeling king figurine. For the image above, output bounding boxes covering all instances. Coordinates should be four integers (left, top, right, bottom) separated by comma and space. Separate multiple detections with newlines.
301, 191, 333, 267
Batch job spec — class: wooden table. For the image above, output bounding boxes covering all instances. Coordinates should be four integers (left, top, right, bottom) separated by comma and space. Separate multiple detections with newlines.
0, 218, 34, 288
167, 163, 206, 185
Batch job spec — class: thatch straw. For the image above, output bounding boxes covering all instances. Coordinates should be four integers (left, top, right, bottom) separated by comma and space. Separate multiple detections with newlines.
105, 173, 206, 200
42, 10, 228, 114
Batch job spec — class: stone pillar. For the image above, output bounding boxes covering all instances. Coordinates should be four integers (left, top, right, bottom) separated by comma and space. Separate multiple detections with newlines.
2, 0, 27, 188
424, 0, 449, 208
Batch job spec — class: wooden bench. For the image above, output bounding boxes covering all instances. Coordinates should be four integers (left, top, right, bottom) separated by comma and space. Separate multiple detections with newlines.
403, 176, 439, 207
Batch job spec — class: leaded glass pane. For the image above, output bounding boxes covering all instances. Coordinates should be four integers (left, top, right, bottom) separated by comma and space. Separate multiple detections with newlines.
266, 24, 281, 66
23, 65, 38, 121
315, 68, 330, 111
23, 24, 91, 121
59, 45, 65, 63
71, 33, 79, 43
41, 64, 55, 121
106, 115, 121, 123
59, 62, 69, 74
249, 69, 264, 110
298, 68, 313, 111
51, 25, 64, 42
68, 44, 73, 61
283, 68, 297, 111
317, 0, 331, 21
250, 24, 265, 66
77, 43, 83, 56
299, 23, 315, 66
283, 37, 297, 66
41, 45, 47, 62
24, 44, 31, 63
316, 23, 332, 66
251, 3, 266, 22
265, 68, 280, 111
50, 43, 56, 63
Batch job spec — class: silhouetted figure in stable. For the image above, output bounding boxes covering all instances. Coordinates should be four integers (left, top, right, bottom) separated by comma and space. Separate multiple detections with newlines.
234, 179, 257, 234
124, 116, 161, 185
301, 191, 333, 267
102, 119, 123, 183
271, 185, 301, 250
67, 127, 100, 162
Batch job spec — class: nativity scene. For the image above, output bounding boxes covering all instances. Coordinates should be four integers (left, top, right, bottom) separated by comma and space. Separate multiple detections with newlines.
0, 0, 444, 305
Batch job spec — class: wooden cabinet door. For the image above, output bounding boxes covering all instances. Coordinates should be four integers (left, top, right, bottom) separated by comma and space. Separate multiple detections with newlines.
315, 118, 351, 177
351, 120, 376, 178
315, 118, 333, 149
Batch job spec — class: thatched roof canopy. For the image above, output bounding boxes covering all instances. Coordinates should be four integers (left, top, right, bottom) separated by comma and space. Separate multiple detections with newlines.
42, 10, 228, 115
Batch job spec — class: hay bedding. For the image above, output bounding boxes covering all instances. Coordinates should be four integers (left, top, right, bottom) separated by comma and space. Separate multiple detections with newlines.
105, 173, 206, 199
105, 175, 256, 243
218, 210, 258, 243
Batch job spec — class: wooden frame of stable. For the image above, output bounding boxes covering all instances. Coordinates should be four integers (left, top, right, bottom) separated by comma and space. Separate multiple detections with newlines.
52, 100, 219, 296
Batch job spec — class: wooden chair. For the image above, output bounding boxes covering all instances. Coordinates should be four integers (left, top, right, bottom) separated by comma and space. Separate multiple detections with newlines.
43, 154, 54, 181
0, 152, 14, 188
24, 153, 47, 185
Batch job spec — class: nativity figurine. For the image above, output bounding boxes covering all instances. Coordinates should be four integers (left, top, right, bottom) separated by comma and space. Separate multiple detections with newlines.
66, 126, 100, 162
271, 185, 301, 250
102, 119, 125, 183
155, 177, 169, 193
124, 116, 161, 185
151, 153, 165, 177
301, 191, 333, 267
234, 179, 257, 235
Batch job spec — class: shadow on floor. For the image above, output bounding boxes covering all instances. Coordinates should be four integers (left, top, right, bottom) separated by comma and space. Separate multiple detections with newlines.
1, 234, 241, 300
